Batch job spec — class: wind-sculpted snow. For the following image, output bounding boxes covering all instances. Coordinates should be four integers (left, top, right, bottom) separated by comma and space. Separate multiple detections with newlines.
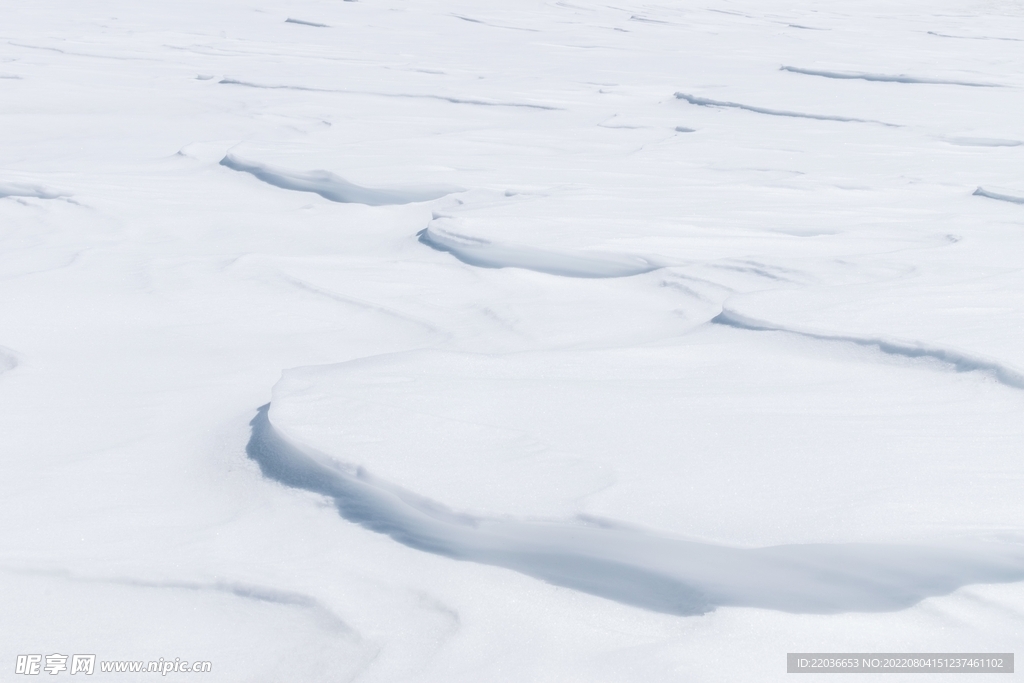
452, 14, 539, 32
0, 181, 68, 200
946, 137, 1021, 147
928, 31, 1023, 42
419, 218, 661, 278
9, 0, 1024, 676
219, 78, 561, 110
220, 154, 459, 206
248, 405, 1024, 616
713, 309, 1024, 390
285, 18, 330, 28
674, 93, 896, 126
780, 65, 1000, 87
973, 187, 1024, 205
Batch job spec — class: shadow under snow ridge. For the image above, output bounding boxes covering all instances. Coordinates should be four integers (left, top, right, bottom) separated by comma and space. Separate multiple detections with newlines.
285, 18, 330, 28
0, 347, 18, 375
220, 154, 460, 206
974, 187, 1024, 205
0, 181, 68, 200
713, 308, 1024, 390
780, 65, 1000, 87
674, 93, 898, 126
247, 405, 1024, 616
419, 217, 661, 278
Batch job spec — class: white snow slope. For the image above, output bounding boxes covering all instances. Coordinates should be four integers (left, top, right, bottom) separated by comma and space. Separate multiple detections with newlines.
2, 1, 1024, 681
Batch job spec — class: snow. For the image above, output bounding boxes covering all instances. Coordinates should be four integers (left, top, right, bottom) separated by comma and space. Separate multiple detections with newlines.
2, 0, 1023, 680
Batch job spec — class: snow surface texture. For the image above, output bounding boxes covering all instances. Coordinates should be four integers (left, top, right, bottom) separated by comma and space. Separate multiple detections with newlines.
3, 1, 1024, 681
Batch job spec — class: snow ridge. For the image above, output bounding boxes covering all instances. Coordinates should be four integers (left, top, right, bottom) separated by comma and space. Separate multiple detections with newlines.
946, 137, 1021, 147
284, 18, 330, 28
220, 154, 459, 206
973, 187, 1024, 205
247, 405, 1024, 617
713, 308, 1024, 390
419, 218, 661, 278
0, 181, 68, 200
780, 65, 1000, 87
219, 78, 561, 110
928, 31, 1023, 42
674, 92, 897, 126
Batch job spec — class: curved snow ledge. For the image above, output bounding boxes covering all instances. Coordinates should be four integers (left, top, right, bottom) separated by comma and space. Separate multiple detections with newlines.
0, 181, 69, 200
220, 154, 460, 206
419, 218, 661, 278
781, 65, 1000, 87
973, 187, 1024, 205
247, 404, 1024, 616
712, 308, 1024, 390
674, 92, 898, 126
